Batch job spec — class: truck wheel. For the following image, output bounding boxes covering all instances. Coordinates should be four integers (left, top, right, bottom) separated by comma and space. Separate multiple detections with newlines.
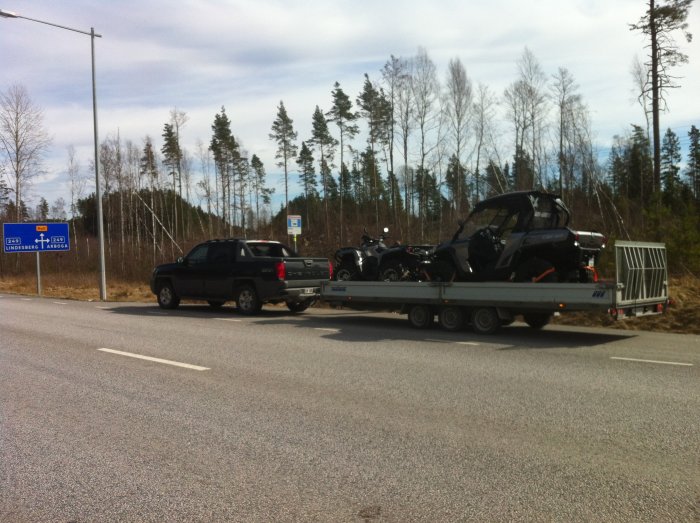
157, 282, 180, 309
438, 306, 465, 331
408, 305, 434, 329
236, 285, 262, 315
207, 300, 225, 309
470, 307, 500, 335
335, 262, 357, 281
523, 312, 552, 329
287, 299, 313, 313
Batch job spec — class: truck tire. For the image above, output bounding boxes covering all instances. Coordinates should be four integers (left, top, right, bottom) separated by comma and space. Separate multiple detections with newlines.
523, 312, 552, 329
438, 306, 465, 331
157, 282, 180, 309
470, 307, 500, 335
407, 305, 434, 329
236, 285, 262, 315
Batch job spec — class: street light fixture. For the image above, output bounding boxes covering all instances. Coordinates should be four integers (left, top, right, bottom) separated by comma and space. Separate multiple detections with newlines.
1, 8, 107, 301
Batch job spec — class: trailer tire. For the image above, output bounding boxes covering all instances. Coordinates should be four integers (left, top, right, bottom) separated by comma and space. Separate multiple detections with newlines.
408, 305, 434, 329
438, 306, 465, 331
335, 262, 357, 281
523, 312, 552, 330
470, 307, 500, 335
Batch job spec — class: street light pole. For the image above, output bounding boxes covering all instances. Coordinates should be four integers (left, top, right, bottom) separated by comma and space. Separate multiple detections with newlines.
1, 8, 107, 300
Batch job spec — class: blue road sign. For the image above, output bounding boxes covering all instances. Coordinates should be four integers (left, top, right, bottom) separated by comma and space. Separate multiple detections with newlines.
3, 222, 70, 253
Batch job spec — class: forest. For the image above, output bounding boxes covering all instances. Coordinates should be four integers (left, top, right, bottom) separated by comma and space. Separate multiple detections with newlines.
1, 1, 698, 288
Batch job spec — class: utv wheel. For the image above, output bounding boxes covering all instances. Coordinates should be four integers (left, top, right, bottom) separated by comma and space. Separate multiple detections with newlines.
523, 312, 552, 330
430, 260, 456, 282
236, 285, 262, 315
287, 300, 313, 313
207, 300, 225, 309
157, 282, 180, 309
470, 307, 500, 335
407, 305, 434, 329
335, 262, 357, 281
438, 306, 465, 332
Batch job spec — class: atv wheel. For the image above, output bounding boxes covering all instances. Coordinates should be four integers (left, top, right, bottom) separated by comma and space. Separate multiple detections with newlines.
379, 261, 403, 282
334, 262, 357, 281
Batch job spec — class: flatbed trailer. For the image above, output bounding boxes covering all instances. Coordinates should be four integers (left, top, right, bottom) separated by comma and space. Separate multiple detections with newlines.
320, 241, 669, 334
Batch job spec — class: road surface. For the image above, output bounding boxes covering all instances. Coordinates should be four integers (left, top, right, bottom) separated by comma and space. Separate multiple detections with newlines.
1, 294, 698, 521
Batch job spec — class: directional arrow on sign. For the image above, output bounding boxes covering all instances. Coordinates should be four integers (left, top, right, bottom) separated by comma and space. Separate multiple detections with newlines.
35, 233, 50, 249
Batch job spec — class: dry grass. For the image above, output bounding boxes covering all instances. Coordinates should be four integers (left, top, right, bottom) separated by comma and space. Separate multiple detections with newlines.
1, 272, 698, 335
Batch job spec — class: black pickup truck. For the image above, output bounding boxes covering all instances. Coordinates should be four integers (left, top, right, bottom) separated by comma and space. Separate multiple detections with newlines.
150, 239, 332, 314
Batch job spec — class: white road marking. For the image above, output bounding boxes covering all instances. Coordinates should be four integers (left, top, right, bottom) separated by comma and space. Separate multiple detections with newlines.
315, 328, 339, 332
213, 318, 242, 322
53, 301, 68, 305
95, 306, 111, 310
21, 298, 32, 301
147, 310, 168, 315
610, 356, 693, 367
425, 338, 453, 344
457, 341, 480, 346
98, 348, 210, 371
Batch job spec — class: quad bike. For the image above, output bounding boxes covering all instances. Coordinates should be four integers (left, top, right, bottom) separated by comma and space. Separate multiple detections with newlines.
333, 227, 432, 282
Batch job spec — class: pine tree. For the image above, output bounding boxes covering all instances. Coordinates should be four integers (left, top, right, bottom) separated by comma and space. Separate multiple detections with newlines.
309, 106, 337, 240
327, 82, 358, 243
630, 0, 694, 192
269, 101, 298, 222
661, 127, 682, 204
686, 125, 700, 199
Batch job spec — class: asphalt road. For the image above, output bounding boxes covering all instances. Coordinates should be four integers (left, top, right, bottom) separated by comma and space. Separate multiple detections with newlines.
1, 294, 698, 522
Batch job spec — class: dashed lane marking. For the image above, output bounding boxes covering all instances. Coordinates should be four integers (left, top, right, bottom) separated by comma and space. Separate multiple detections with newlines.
315, 328, 340, 333
213, 318, 242, 322
53, 301, 68, 305
610, 356, 693, 367
98, 348, 210, 371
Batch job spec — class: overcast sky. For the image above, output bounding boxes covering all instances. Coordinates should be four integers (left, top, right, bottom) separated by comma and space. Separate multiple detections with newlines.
1, 0, 699, 211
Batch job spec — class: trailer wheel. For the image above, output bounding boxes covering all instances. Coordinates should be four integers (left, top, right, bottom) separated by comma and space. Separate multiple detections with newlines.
523, 312, 552, 330
408, 305, 434, 329
438, 306, 465, 331
470, 307, 500, 335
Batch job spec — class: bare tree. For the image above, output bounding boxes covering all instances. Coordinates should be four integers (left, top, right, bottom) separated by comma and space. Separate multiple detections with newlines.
0, 84, 51, 221
411, 47, 440, 240
472, 83, 499, 200
443, 57, 472, 215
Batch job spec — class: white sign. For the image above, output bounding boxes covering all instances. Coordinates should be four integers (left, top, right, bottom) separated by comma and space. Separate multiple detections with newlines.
287, 215, 302, 235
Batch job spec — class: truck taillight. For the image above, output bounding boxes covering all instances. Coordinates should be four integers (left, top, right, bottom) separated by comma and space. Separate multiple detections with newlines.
276, 261, 286, 280
329, 261, 334, 280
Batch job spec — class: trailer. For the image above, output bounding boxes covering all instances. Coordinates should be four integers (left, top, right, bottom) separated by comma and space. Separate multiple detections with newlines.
320, 241, 669, 335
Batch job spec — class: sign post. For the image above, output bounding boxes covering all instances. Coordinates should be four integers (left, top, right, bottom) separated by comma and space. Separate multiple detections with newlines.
3, 223, 71, 296
286, 215, 302, 252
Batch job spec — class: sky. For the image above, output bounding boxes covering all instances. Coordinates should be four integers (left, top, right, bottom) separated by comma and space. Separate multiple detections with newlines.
1, 0, 699, 214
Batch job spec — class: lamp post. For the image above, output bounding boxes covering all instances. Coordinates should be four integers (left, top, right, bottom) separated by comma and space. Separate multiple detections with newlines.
1, 8, 107, 300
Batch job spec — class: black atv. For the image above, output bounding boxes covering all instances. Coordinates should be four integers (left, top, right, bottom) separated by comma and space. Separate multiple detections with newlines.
333, 227, 431, 282
428, 191, 606, 283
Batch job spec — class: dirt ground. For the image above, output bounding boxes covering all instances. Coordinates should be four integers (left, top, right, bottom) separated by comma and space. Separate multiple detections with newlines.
0, 273, 698, 335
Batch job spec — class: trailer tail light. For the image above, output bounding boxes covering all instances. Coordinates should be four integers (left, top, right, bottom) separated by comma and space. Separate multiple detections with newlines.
328, 261, 334, 280
276, 261, 286, 281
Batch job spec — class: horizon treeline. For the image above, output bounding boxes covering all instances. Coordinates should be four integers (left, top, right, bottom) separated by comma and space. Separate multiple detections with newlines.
2, 45, 700, 282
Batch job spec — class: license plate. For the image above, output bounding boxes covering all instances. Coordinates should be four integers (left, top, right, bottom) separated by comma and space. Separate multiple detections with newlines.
302, 288, 315, 295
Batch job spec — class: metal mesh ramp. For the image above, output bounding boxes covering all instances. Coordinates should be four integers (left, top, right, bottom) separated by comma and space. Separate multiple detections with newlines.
615, 241, 668, 307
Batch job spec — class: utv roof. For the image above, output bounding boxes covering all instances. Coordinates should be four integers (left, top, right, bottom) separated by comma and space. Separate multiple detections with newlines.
472, 191, 566, 213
